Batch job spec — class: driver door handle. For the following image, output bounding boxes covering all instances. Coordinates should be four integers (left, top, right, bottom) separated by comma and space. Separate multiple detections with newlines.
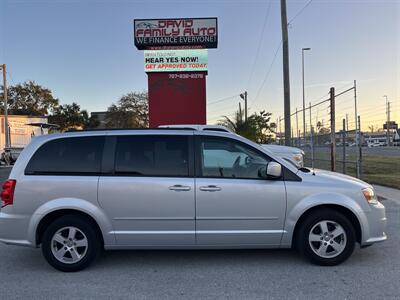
169, 185, 191, 191
199, 185, 222, 192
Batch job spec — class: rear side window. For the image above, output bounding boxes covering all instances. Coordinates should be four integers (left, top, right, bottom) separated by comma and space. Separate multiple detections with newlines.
25, 136, 105, 175
114, 135, 189, 177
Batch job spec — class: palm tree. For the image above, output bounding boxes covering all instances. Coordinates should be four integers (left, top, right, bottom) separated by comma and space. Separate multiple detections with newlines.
218, 109, 276, 143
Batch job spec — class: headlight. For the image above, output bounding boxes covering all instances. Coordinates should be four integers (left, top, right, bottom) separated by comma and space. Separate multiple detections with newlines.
292, 153, 303, 162
292, 153, 304, 167
362, 188, 378, 204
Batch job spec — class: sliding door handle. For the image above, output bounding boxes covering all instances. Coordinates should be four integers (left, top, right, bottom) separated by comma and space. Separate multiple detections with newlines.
199, 185, 222, 192
169, 185, 191, 191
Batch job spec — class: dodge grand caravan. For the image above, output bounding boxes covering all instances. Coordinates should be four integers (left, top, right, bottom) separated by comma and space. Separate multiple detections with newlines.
0, 127, 387, 271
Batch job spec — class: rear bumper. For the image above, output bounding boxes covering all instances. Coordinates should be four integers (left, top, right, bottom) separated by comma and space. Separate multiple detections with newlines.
0, 211, 33, 247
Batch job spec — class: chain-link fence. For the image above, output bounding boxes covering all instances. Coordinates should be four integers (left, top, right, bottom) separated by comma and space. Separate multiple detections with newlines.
277, 81, 400, 188
278, 81, 363, 178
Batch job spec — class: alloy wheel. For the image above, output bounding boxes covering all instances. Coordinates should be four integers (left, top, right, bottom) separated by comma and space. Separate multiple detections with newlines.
308, 220, 347, 258
50, 226, 88, 264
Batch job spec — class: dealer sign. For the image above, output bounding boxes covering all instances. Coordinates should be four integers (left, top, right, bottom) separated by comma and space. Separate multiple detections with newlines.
144, 49, 208, 72
134, 18, 218, 50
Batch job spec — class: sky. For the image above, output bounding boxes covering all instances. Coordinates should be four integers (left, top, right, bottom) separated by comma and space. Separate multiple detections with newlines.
1, 0, 399, 131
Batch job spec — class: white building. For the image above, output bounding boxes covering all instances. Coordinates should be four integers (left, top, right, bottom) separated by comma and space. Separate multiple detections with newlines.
0, 115, 49, 151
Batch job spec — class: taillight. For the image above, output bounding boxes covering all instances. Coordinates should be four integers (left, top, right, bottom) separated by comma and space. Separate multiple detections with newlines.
1, 179, 16, 208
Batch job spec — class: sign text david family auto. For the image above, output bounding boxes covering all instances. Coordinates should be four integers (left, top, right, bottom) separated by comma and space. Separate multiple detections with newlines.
134, 18, 217, 50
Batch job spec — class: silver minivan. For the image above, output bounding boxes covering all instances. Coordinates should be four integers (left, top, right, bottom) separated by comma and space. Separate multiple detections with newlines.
0, 127, 387, 271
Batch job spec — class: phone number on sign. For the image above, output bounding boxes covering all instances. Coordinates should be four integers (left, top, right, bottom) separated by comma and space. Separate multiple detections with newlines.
168, 74, 204, 79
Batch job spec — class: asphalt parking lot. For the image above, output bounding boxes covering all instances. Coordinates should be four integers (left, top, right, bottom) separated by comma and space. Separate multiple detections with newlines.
0, 167, 399, 299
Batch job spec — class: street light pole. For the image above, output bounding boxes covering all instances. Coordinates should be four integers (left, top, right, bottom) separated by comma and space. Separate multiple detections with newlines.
240, 91, 248, 122
302, 47, 311, 145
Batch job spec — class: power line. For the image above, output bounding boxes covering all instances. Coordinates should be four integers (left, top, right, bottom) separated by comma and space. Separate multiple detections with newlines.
208, 103, 239, 113
287, 0, 313, 26
246, 0, 273, 89
6, 71, 16, 86
252, 40, 283, 107
208, 94, 240, 105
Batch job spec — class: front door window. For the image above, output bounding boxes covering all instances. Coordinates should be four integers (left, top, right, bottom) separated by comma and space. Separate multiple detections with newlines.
200, 137, 270, 179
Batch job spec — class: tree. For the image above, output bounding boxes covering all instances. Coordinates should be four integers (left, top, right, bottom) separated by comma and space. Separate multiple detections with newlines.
218, 109, 276, 143
81, 110, 100, 130
316, 121, 323, 132
105, 92, 148, 128
1, 81, 59, 115
49, 102, 99, 131
315, 123, 331, 145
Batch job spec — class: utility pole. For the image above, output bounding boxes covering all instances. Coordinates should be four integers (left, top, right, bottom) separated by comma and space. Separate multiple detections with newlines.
354, 80, 359, 177
1, 64, 10, 152
330, 87, 336, 172
358, 115, 362, 178
388, 101, 391, 146
240, 91, 248, 122
309, 102, 314, 168
302, 47, 311, 144
342, 118, 346, 174
384, 95, 390, 146
280, 0, 291, 146
295, 108, 299, 147
291, 127, 294, 145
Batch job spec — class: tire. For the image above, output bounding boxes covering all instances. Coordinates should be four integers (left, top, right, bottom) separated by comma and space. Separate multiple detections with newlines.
296, 209, 356, 266
41, 215, 101, 272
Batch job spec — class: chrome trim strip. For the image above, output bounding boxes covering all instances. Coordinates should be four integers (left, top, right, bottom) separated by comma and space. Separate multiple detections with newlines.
196, 217, 279, 220
197, 230, 285, 234
112, 230, 285, 235
112, 231, 195, 235
114, 217, 278, 221
113, 217, 194, 220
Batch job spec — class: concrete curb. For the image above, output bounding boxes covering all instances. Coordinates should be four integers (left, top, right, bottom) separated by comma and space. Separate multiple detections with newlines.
373, 185, 400, 203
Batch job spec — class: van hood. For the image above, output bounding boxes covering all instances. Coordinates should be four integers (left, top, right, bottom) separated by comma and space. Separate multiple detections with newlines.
261, 144, 303, 154
306, 168, 370, 188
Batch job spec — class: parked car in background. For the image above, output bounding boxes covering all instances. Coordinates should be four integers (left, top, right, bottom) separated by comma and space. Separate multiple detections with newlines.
160, 125, 305, 168
368, 141, 386, 148
0, 126, 386, 271
1, 147, 24, 165
261, 144, 304, 168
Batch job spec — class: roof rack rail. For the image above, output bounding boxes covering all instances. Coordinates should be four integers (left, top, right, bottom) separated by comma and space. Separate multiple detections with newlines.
158, 124, 232, 133
65, 127, 196, 133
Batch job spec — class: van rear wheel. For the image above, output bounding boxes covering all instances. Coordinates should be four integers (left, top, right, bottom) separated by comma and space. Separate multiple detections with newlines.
297, 209, 356, 266
41, 215, 101, 272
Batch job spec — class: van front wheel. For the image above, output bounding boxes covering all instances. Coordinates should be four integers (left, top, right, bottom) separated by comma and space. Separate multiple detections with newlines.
297, 209, 356, 266
41, 215, 101, 272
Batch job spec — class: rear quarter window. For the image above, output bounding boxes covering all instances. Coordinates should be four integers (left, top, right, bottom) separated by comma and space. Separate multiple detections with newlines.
25, 136, 105, 175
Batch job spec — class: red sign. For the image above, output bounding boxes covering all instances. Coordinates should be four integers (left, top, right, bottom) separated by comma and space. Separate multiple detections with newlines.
147, 72, 207, 127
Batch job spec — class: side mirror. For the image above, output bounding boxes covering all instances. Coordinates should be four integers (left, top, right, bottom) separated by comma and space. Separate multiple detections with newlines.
266, 162, 282, 178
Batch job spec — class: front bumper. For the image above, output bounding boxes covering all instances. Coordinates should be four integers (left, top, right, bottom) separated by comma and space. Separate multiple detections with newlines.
0, 211, 33, 247
361, 201, 387, 246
